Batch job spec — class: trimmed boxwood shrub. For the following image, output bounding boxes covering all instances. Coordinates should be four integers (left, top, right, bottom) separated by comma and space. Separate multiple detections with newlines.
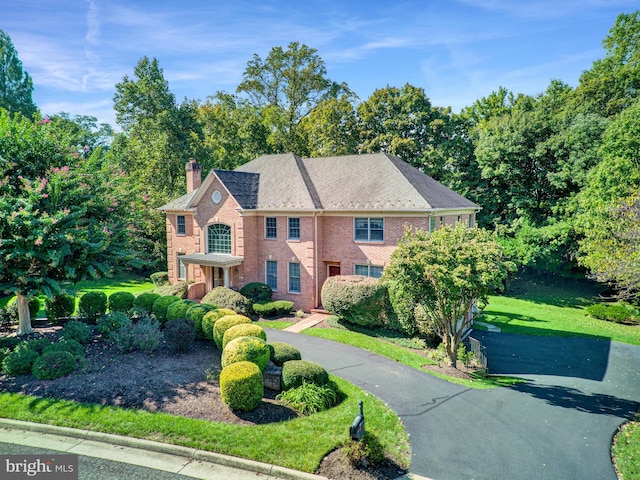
43, 338, 84, 360
154, 281, 187, 298
45, 293, 76, 323
222, 323, 267, 349
79, 292, 108, 323
281, 360, 329, 391
185, 304, 217, 339
108, 291, 135, 313
150, 271, 169, 286
32, 350, 77, 380
202, 287, 252, 315
240, 282, 272, 303
133, 292, 161, 313
222, 336, 271, 372
2, 346, 39, 376
213, 315, 252, 350
219, 361, 264, 411
23, 337, 53, 354
96, 312, 132, 336
201, 309, 236, 340
166, 299, 197, 322
152, 296, 181, 324
164, 318, 195, 353
268, 342, 302, 366
60, 320, 93, 344
321, 275, 389, 328
253, 300, 294, 317
5, 296, 41, 322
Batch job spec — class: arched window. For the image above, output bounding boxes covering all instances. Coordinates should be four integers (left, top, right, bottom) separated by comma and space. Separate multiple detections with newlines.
208, 223, 231, 254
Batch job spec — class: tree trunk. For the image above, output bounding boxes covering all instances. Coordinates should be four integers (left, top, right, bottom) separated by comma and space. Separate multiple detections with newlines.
447, 338, 458, 369
16, 292, 33, 336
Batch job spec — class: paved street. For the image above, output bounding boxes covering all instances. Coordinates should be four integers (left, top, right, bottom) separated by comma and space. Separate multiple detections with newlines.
269, 329, 640, 480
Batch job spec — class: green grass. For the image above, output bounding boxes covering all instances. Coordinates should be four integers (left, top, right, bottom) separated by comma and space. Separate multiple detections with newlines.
613, 415, 640, 480
256, 320, 296, 330
0, 375, 409, 473
0, 274, 155, 318
482, 276, 640, 345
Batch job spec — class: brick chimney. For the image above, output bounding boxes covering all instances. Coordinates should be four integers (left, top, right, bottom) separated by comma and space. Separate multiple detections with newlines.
185, 158, 202, 193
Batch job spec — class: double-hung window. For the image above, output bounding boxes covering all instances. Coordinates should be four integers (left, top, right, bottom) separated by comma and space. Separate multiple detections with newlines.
429, 216, 436, 233
266, 260, 278, 291
177, 215, 186, 235
354, 218, 384, 242
177, 257, 187, 280
265, 217, 277, 239
288, 262, 301, 293
354, 264, 384, 278
288, 217, 300, 240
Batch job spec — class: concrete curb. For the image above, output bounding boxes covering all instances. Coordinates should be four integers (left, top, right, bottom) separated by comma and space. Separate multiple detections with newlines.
0, 418, 327, 480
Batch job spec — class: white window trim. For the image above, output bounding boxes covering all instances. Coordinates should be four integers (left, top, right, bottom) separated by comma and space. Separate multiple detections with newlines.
354, 264, 384, 278
265, 260, 278, 291
288, 262, 301, 294
265, 217, 277, 240
288, 217, 301, 241
177, 257, 187, 281
354, 217, 384, 243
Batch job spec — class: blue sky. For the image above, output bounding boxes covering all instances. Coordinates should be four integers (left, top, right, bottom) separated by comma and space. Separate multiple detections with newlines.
2, 0, 637, 127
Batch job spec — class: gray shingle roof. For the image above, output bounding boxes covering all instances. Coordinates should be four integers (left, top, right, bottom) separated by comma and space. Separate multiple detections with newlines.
157, 190, 197, 212
159, 152, 479, 213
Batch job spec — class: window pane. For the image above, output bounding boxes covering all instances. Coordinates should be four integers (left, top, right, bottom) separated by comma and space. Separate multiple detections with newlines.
208, 224, 231, 254
177, 215, 186, 235
369, 266, 383, 278
355, 265, 368, 276
288, 217, 300, 240
178, 258, 186, 280
354, 218, 369, 241
266, 260, 278, 290
265, 217, 277, 239
369, 218, 384, 241
289, 263, 301, 293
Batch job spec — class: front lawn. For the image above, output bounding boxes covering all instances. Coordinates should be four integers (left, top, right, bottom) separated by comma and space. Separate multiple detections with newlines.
0, 274, 155, 318
0, 375, 408, 473
481, 275, 640, 345
613, 413, 640, 480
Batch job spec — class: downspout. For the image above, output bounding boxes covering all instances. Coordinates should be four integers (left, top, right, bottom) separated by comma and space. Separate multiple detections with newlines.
314, 213, 319, 310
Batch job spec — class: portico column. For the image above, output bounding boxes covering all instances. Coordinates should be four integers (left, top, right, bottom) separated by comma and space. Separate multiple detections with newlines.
222, 267, 230, 288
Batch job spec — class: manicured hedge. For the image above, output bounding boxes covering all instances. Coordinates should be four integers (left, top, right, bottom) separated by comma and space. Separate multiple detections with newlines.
202, 287, 252, 315
268, 342, 302, 366
321, 275, 388, 328
108, 291, 135, 313
281, 360, 329, 391
219, 361, 264, 412
133, 293, 161, 314
222, 323, 267, 349
213, 315, 252, 350
240, 282, 272, 303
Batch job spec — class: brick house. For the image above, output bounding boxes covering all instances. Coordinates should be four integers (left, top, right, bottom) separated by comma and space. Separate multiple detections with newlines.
158, 153, 479, 312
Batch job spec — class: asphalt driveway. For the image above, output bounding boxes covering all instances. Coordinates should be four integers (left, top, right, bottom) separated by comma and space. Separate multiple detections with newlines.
268, 329, 640, 480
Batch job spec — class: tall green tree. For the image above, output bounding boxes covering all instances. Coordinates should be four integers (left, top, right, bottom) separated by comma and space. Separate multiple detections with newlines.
237, 42, 345, 154
356, 84, 458, 181
572, 11, 640, 117
300, 93, 359, 157
111, 57, 206, 266
576, 100, 640, 297
384, 224, 513, 368
198, 92, 270, 169
0, 30, 37, 117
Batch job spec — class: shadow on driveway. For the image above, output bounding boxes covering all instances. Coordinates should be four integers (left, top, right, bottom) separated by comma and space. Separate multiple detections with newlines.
474, 331, 611, 381
510, 381, 640, 416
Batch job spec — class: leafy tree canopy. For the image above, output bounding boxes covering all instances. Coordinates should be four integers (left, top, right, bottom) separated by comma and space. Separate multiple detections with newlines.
0, 30, 37, 117
383, 224, 513, 367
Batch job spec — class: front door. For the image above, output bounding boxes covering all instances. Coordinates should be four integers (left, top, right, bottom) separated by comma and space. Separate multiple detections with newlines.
328, 265, 341, 277
213, 267, 224, 287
